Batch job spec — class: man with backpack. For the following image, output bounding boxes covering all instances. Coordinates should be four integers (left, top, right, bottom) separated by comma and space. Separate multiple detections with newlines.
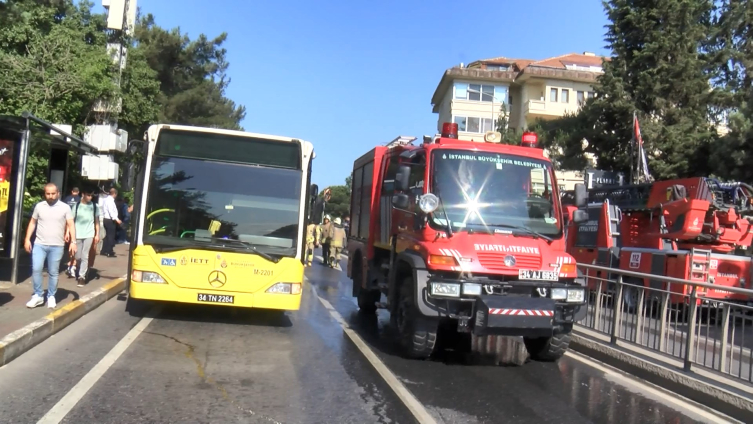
70, 187, 100, 287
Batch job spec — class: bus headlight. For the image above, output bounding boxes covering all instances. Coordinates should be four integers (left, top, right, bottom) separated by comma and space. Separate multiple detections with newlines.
132, 270, 166, 284
266, 282, 302, 295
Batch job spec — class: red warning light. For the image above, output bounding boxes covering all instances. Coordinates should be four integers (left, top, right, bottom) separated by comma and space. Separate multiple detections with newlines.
521, 132, 538, 148
441, 122, 458, 139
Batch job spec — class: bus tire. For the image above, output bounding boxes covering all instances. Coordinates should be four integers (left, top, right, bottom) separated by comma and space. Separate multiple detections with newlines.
395, 276, 437, 359
125, 295, 149, 317
524, 333, 571, 362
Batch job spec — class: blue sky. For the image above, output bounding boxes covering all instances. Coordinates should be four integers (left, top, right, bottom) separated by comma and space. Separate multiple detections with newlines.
100, 0, 610, 189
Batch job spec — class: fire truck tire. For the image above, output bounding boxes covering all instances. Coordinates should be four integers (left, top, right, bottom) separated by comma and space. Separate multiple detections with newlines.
523, 333, 571, 362
357, 289, 380, 314
395, 276, 437, 359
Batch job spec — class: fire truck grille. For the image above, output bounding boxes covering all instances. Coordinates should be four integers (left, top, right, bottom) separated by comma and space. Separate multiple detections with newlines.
476, 253, 542, 271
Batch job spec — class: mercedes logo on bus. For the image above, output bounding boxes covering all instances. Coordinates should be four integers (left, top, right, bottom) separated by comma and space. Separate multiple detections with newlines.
208, 270, 227, 288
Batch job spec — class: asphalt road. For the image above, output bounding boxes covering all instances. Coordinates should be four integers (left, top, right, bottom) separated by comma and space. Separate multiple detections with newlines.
0, 251, 738, 424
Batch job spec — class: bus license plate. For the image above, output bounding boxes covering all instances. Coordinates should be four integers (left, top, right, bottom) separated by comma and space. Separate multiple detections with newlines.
197, 293, 235, 304
519, 269, 559, 281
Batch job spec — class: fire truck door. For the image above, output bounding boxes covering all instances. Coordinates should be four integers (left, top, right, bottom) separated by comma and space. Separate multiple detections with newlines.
394, 154, 426, 253
379, 156, 399, 247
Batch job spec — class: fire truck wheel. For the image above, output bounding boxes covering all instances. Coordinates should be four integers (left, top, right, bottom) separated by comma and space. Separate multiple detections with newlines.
357, 289, 380, 314
394, 276, 437, 359
523, 333, 571, 362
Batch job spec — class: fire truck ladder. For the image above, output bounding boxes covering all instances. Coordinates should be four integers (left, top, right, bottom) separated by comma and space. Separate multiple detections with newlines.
690, 248, 712, 283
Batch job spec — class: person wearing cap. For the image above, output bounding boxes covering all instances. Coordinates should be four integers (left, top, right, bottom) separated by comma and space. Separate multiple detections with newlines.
319, 215, 332, 266
328, 217, 347, 269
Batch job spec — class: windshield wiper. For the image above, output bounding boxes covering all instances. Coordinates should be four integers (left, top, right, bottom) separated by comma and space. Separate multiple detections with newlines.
153, 239, 281, 263
488, 224, 553, 243
433, 186, 453, 238
209, 238, 281, 263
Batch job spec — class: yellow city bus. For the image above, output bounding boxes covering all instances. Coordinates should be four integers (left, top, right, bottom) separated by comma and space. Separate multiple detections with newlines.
126, 124, 317, 313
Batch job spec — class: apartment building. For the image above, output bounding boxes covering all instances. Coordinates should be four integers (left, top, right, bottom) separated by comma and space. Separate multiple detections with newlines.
430, 52, 607, 190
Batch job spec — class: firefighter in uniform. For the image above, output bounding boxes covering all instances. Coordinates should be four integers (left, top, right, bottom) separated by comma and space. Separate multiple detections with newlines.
319, 215, 332, 265
329, 217, 347, 269
305, 221, 320, 267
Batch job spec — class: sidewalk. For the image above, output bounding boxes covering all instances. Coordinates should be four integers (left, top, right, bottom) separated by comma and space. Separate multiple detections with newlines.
0, 243, 130, 366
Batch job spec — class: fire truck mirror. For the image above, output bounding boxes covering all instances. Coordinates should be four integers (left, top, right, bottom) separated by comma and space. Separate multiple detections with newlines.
392, 193, 409, 209
395, 165, 411, 192
574, 183, 587, 208
572, 209, 588, 224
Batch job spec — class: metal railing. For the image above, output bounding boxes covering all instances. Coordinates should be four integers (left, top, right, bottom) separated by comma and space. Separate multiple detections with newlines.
576, 263, 753, 384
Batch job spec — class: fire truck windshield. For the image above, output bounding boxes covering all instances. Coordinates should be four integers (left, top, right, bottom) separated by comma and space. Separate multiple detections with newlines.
430, 150, 561, 237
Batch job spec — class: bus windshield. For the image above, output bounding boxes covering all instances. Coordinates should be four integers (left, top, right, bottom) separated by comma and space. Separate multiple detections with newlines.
430, 149, 562, 237
142, 132, 304, 256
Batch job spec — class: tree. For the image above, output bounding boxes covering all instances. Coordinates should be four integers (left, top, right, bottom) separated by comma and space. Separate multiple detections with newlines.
707, 0, 753, 181
0, 0, 118, 198
579, 0, 719, 180
133, 14, 246, 130
321, 185, 350, 219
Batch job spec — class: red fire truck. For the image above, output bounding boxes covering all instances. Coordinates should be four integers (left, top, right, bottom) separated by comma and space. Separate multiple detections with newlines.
346, 123, 589, 361
565, 177, 753, 307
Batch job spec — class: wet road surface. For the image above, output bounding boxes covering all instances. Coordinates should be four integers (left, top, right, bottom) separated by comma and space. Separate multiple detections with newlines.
0, 251, 738, 424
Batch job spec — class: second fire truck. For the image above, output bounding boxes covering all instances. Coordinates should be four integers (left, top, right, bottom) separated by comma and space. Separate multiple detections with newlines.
346, 123, 589, 361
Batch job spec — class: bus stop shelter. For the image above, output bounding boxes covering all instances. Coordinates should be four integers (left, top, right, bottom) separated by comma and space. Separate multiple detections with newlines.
0, 112, 98, 285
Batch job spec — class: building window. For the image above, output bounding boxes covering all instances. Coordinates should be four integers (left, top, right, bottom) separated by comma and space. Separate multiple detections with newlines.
453, 116, 467, 132
455, 82, 507, 103
550, 88, 558, 102
486, 65, 509, 71
561, 89, 569, 103
454, 116, 494, 133
577, 91, 585, 104
587, 91, 595, 99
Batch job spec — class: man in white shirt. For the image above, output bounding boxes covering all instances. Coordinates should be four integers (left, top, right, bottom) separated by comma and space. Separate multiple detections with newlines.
100, 187, 121, 258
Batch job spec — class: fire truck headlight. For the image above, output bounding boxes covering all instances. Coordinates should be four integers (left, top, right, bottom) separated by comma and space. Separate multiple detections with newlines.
431, 282, 460, 297
567, 288, 585, 303
551, 288, 567, 300
463, 283, 482, 296
419, 193, 440, 213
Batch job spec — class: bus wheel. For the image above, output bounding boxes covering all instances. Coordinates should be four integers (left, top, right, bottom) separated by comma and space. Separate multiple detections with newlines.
394, 276, 437, 359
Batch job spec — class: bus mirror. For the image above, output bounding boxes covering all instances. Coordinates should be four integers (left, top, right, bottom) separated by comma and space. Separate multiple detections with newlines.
396, 165, 410, 192
392, 193, 409, 209
572, 209, 588, 224
310, 184, 319, 199
574, 183, 587, 208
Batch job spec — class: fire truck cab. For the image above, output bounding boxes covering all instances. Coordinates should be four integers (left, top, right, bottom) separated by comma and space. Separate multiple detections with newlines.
347, 123, 589, 361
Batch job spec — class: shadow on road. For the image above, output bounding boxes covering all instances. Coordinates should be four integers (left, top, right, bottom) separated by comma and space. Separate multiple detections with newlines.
125, 299, 294, 328
0, 292, 12, 307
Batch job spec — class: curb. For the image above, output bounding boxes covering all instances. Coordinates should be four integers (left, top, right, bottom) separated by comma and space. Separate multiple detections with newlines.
0, 277, 126, 367
570, 331, 753, 423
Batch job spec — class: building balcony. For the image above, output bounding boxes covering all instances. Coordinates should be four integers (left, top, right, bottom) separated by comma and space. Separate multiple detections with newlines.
523, 99, 577, 119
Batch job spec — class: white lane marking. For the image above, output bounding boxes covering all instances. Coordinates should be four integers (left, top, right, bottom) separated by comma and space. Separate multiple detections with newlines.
37, 306, 160, 424
564, 351, 739, 424
310, 284, 438, 424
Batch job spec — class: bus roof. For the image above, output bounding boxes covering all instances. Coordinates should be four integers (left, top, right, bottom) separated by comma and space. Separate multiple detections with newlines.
146, 124, 312, 146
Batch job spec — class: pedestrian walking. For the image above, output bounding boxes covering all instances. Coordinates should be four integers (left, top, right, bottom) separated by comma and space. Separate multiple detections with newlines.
319, 215, 332, 266
100, 187, 121, 257
71, 187, 100, 287
305, 221, 321, 267
62, 187, 81, 278
328, 217, 346, 269
24, 183, 77, 309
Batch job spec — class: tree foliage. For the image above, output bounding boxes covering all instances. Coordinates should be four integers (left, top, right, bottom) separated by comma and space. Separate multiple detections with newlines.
0, 1, 247, 201
528, 0, 729, 182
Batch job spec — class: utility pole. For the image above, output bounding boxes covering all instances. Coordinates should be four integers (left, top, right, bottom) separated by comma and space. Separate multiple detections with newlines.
81, 0, 136, 189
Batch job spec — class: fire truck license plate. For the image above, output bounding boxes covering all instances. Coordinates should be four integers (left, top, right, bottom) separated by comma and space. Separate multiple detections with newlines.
519, 269, 559, 281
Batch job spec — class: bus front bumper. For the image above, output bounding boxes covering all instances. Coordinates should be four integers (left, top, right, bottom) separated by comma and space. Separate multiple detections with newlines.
129, 280, 303, 311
